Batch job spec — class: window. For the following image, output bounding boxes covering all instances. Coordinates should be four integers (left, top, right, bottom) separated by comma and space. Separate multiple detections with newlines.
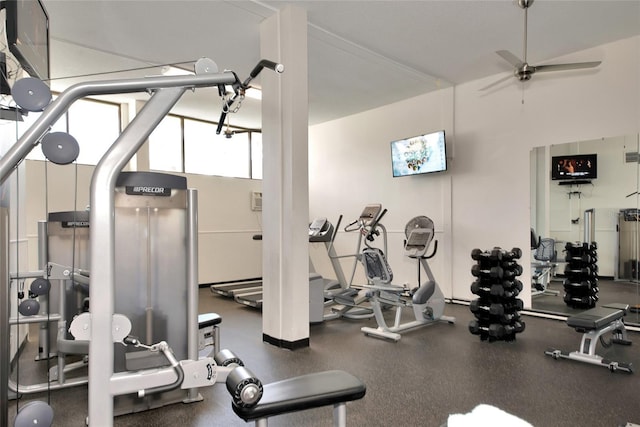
148, 115, 182, 172
251, 132, 262, 180
68, 99, 120, 165
19, 95, 262, 179
183, 119, 251, 178
21, 97, 66, 161
22, 97, 121, 165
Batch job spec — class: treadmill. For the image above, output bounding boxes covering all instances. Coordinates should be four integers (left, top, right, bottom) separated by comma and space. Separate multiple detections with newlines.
210, 279, 263, 298
210, 234, 264, 300
233, 221, 331, 309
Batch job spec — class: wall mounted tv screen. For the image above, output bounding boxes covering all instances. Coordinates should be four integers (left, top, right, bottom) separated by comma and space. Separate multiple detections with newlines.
551, 153, 597, 181
6, 0, 50, 81
391, 130, 447, 177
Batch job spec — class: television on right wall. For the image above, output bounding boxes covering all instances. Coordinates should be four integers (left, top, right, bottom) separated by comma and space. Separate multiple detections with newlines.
551, 153, 597, 181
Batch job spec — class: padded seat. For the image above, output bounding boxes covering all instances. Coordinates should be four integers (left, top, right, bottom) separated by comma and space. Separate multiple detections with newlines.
567, 305, 626, 331
232, 370, 366, 422
198, 312, 222, 328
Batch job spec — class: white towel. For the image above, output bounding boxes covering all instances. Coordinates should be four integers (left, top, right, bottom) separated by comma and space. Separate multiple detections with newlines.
447, 404, 534, 427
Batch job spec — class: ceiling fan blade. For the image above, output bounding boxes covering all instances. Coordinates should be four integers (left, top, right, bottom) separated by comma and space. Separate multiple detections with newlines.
479, 74, 514, 91
496, 50, 524, 68
533, 61, 601, 73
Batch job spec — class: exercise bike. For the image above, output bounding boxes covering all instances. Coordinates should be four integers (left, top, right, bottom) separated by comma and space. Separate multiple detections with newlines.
360, 215, 455, 342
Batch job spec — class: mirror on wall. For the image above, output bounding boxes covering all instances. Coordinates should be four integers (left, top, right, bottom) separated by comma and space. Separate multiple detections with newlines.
530, 133, 640, 325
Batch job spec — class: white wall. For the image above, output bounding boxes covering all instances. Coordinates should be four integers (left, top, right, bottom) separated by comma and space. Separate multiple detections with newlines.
308, 36, 640, 308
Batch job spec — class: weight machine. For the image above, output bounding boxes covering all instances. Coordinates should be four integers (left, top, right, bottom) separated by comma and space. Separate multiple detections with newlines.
0, 58, 283, 427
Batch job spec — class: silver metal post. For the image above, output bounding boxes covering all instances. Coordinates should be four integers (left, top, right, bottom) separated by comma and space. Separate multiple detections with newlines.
584, 208, 595, 243
186, 189, 200, 402
37, 220, 50, 359
0, 208, 9, 427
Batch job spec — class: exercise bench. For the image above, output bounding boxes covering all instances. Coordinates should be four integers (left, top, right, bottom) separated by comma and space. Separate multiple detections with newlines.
226, 369, 366, 426
545, 303, 633, 373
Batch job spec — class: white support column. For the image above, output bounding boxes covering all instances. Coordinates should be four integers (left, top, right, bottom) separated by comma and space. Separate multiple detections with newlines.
260, 5, 310, 349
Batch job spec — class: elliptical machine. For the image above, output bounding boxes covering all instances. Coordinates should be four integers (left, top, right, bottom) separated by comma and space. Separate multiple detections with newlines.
360, 215, 455, 342
309, 205, 389, 321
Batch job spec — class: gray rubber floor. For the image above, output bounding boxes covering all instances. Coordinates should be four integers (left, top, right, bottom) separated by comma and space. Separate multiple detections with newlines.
8, 287, 640, 426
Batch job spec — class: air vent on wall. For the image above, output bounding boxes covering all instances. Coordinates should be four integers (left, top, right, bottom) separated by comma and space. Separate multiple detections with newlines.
625, 152, 640, 163
251, 191, 262, 211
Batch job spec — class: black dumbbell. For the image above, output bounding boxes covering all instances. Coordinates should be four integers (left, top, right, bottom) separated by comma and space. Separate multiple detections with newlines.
471, 264, 503, 279
565, 253, 597, 264
469, 320, 525, 338
563, 279, 597, 289
471, 248, 503, 261
564, 293, 598, 308
500, 247, 522, 261
564, 264, 598, 276
488, 321, 525, 338
468, 320, 490, 336
502, 279, 523, 292
473, 309, 521, 324
473, 281, 521, 299
502, 266, 523, 279
469, 299, 522, 316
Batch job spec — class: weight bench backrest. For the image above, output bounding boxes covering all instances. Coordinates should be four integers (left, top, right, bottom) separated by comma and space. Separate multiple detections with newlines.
534, 238, 556, 262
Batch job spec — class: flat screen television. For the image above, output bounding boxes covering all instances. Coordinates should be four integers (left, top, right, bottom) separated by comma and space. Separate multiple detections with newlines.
551, 153, 597, 181
391, 130, 447, 177
6, 0, 50, 81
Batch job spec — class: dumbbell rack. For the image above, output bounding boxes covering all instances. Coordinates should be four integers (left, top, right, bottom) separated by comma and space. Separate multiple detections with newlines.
563, 242, 599, 309
468, 247, 525, 342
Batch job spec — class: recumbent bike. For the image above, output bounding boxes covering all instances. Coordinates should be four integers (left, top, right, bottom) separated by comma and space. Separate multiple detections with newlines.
359, 214, 455, 341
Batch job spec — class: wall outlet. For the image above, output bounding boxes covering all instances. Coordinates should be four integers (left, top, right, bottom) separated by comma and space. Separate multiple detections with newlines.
251, 191, 262, 211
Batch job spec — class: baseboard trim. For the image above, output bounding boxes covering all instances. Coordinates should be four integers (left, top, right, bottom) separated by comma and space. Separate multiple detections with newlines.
262, 333, 309, 350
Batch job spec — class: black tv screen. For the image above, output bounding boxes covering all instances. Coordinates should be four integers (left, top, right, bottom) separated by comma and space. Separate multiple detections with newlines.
6, 0, 50, 81
391, 130, 447, 177
551, 153, 597, 180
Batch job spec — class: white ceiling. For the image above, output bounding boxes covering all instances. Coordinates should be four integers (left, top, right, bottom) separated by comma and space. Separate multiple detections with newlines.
43, 0, 640, 130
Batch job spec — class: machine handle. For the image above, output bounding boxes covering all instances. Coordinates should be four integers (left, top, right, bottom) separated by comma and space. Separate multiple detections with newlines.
366, 208, 387, 241
424, 240, 438, 259
247, 59, 285, 81
216, 59, 284, 135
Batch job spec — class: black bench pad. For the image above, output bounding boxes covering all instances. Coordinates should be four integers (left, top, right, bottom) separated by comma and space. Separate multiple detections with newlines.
232, 370, 366, 421
198, 312, 221, 328
567, 306, 625, 331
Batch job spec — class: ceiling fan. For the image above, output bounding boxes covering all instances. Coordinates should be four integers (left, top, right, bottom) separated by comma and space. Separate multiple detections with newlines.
481, 0, 601, 91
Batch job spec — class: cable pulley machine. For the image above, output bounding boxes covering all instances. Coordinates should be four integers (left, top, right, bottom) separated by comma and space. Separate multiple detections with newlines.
0, 57, 283, 427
